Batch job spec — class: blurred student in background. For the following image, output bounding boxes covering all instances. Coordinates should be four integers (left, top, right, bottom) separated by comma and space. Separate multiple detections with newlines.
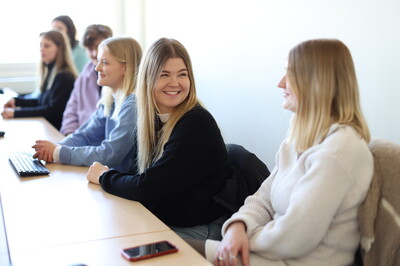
52, 15, 89, 72
61, 24, 113, 135
87, 38, 232, 240
2, 30, 77, 130
32, 37, 142, 172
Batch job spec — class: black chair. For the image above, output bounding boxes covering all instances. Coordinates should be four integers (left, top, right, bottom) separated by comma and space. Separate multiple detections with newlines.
214, 144, 270, 213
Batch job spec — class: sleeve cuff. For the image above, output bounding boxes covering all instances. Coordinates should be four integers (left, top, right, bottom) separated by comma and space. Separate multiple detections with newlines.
53, 145, 62, 162
205, 239, 220, 262
221, 214, 258, 238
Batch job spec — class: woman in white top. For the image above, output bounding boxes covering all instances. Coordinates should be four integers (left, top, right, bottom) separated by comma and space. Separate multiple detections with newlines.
206, 39, 374, 266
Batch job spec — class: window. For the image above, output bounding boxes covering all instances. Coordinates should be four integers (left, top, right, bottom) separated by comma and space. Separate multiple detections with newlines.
0, 0, 123, 64
0, 0, 143, 93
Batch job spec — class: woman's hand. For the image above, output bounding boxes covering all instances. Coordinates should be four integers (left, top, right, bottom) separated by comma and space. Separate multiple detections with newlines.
214, 221, 250, 266
1, 108, 15, 119
32, 140, 56, 162
3, 98, 16, 108
87, 162, 109, 185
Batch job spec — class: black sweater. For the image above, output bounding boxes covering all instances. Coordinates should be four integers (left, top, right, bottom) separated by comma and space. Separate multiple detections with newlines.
99, 106, 232, 226
14, 70, 75, 130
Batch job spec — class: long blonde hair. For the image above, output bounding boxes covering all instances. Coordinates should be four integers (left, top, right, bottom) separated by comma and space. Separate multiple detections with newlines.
98, 37, 142, 120
136, 38, 199, 173
287, 39, 370, 152
39, 30, 78, 93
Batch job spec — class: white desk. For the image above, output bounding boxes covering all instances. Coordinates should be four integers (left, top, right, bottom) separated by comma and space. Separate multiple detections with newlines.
0, 117, 211, 265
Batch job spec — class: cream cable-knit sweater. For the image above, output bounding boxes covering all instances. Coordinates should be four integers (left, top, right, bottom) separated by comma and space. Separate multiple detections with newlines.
206, 124, 373, 266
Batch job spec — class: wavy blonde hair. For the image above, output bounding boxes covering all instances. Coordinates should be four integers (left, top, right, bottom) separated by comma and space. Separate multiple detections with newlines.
136, 38, 199, 173
39, 30, 78, 93
287, 39, 370, 152
98, 37, 142, 120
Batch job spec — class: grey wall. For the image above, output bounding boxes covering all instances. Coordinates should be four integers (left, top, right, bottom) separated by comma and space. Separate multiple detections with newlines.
141, 0, 400, 169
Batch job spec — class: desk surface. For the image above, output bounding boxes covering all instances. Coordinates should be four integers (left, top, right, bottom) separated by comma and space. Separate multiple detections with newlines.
11, 230, 209, 266
0, 117, 211, 265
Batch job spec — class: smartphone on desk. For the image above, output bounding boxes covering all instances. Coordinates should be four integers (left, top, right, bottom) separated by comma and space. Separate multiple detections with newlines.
121, 240, 178, 261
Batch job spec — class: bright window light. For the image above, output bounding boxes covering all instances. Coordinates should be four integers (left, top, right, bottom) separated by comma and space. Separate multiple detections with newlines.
0, 0, 121, 64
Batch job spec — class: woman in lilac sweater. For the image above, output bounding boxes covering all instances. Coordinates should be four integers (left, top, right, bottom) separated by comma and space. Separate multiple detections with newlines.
60, 24, 113, 135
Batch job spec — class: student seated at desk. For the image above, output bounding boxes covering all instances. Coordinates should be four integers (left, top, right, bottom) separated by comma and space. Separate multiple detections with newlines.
87, 38, 232, 241
32, 36, 142, 172
1, 30, 77, 130
204, 39, 374, 266
52, 15, 89, 73
60, 24, 113, 136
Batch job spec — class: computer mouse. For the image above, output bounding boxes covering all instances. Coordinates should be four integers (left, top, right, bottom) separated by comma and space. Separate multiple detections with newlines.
0, 131, 5, 137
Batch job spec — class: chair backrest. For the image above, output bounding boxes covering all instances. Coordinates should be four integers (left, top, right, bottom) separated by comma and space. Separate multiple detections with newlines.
213, 144, 270, 213
358, 139, 400, 266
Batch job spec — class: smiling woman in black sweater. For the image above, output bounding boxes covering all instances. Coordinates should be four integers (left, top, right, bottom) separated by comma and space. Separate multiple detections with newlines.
87, 38, 232, 240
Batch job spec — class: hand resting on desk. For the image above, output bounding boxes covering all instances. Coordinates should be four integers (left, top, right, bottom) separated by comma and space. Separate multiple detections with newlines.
1, 108, 14, 119
3, 97, 16, 108
32, 140, 56, 162
1, 98, 16, 118
87, 162, 109, 185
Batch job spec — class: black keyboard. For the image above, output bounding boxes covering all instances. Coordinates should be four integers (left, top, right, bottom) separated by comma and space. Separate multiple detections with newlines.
9, 151, 50, 177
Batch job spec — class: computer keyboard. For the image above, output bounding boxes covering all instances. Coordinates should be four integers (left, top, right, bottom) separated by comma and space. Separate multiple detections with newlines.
9, 151, 50, 177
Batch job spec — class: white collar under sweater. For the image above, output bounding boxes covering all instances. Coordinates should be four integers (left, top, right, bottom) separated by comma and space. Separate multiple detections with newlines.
157, 113, 170, 123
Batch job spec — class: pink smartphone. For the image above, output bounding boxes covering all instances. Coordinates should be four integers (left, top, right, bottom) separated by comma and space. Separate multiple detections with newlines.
121, 240, 178, 261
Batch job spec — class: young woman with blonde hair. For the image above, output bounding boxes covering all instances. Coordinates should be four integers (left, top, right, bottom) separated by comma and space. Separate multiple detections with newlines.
206, 39, 374, 266
32, 36, 142, 172
87, 38, 232, 240
2, 30, 77, 130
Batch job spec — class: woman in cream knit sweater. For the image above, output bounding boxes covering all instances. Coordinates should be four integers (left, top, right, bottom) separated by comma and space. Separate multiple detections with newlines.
207, 39, 374, 266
